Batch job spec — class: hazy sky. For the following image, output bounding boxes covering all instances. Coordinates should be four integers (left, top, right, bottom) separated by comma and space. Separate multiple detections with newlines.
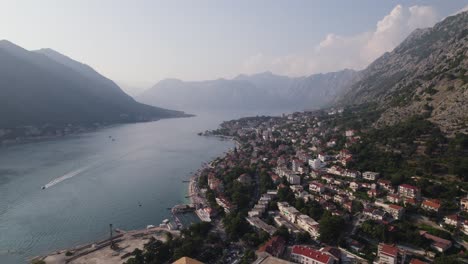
1, 0, 467, 93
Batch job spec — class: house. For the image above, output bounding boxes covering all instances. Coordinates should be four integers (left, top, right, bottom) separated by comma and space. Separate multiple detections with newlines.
290, 246, 333, 264
367, 189, 378, 198
421, 199, 441, 213
420, 231, 452, 252
309, 158, 324, 169
246, 217, 277, 236
309, 181, 325, 194
444, 214, 461, 227
172, 257, 204, 264
362, 171, 380, 181
378, 180, 393, 192
296, 214, 320, 238
398, 184, 421, 200
387, 194, 401, 204
461, 196, 468, 212
462, 220, 468, 235
287, 174, 301, 185
278, 202, 300, 223
386, 204, 404, 220
377, 243, 398, 264
350, 182, 360, 192
215, 196, 236, 213
345, 130, 355, 137
318, 153, 329, 162
290, 185, 304, 193
257, 236, 286, 257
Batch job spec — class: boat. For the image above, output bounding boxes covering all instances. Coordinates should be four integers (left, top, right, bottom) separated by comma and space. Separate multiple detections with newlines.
41, 186, 46, 190
146, 225, 155, 229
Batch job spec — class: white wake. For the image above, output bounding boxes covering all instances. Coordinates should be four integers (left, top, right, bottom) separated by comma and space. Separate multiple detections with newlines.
42, 165, 92, 189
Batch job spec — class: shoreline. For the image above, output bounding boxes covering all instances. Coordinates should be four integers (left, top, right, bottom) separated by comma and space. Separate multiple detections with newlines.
0, 114, 196, 148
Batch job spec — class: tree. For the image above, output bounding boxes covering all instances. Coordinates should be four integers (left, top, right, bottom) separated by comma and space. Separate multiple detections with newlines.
318, 213, 345, 245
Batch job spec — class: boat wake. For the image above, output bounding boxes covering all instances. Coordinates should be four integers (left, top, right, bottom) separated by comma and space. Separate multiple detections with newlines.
42, 165, 92, 189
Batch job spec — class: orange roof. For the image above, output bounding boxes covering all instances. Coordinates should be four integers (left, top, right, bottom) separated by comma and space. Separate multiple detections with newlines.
380, 244, 398, 257
422, 199, 441, 209
172, 257, 204, 264
389, 204, 403, 210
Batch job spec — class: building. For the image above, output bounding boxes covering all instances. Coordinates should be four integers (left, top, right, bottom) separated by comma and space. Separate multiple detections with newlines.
172, 257, 204, 264
443, 214, 461, 227
421, 199, 441, 213
461, 196, 468, 212
345, 130, 355, 137
290, 246, 333, 264
296, 214, 320, 238
377, 243, 398, 264
309, 158, 324, 170
278, 202, 300, 223
378, 180, 393, 192
398, 184, 421, 200
246, 217, 277, 236
386, 204, 404, 220
420, 231, 452, 252
215, 196, 236, 214
287, 174, 301, 185
309, 181, 325, 194
362, 171, 380, 181
387, 194, 401, 204
257, 236, 286, 258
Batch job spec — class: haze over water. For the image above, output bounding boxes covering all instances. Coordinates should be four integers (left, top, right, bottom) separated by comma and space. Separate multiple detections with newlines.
0, 111, 285, 264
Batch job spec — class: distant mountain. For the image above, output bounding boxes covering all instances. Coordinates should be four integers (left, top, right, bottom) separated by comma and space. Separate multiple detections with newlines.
0, 41, 186, 128
337, 11, 468, 134
138, 70, 360, 112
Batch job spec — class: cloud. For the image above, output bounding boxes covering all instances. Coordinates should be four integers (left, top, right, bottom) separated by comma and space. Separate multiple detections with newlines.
241, 5, 439, 76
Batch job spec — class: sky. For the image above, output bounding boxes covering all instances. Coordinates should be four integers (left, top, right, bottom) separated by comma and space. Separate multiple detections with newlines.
0, 0, 467, 94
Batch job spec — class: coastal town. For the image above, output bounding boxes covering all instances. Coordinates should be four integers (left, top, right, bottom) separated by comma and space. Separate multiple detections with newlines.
34, 106, 468, 264
182, 106, 467, 263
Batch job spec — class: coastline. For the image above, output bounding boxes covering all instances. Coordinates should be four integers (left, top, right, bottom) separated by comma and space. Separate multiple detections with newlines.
0, 115, 196, 148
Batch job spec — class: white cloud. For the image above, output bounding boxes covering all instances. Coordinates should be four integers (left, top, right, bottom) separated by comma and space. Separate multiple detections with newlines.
241, 5, 439, 76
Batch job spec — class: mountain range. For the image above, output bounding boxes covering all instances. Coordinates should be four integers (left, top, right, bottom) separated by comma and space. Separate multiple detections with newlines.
0, 40, 186, 129
138, 69, 360, 112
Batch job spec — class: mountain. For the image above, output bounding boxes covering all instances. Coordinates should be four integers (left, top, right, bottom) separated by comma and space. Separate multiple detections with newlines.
337, 11, 468, 134
0, 40, 186, 128
138, 69, 360, 112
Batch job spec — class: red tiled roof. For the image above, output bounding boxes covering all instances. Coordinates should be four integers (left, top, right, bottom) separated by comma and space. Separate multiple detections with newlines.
389, 204, 403, 210
380, 244, 398, 257
258, 236, 286, 256
292, 246, 331, 263
422, 199, 441, 209
399, 184, 419, 190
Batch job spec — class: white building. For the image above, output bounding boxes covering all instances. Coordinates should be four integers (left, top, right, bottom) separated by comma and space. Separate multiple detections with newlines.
362, 171, 380, 181
296, 214, 320, 238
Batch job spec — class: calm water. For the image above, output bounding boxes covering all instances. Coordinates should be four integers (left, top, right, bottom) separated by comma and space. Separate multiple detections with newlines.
0, 112, 268, 264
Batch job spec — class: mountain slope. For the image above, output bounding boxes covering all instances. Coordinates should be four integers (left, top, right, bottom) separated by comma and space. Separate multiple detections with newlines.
139, 70, 360, 112
337, 11, 468, 134
0, 41, 185, 128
